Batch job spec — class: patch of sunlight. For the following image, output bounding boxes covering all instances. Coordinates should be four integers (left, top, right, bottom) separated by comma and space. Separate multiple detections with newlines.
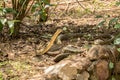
10, 77, 19, 80
0, 61, 8, 67
92, 0, 117, 10
6, 69, 15, 76
9, 61, 31, 71
0, 71, 3, 80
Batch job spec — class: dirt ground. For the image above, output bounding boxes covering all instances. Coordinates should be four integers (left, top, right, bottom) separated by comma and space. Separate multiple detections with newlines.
0, 0, 120, 80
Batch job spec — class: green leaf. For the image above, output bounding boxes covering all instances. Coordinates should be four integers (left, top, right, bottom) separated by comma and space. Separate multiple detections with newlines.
97, 20, 106, 28
117, 48, 120, 52
0, 18, 7, 25
31, 3, 40, 12
114, 23, 120, 28
0, 21, 3, 31
109, 18, 118, 26
114, 38, 120, 45
109, 61, 114, 69
7, 20, 19, 35
4, 8, 16, 14
7, 21, 15, 35
0, 8, 5, 15
39, 10, 47, 21
0, 18, 7, 31
116, 1, 120, 6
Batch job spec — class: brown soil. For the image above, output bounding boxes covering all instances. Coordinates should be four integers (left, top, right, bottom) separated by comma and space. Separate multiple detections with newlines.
0, 0, 120, 80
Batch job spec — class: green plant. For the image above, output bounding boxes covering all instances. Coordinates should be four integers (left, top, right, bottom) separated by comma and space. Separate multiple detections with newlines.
32, 0, 51, 23
11, 0, 34, 37
0, 0, 52, 37
96, 15, 120, 29
116, 1, 120, 6
0, 0, 34, 37
0, 6, 19, 35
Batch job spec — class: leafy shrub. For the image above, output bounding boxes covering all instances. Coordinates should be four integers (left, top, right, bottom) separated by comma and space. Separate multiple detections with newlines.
0, 0, 34, 37
11, 0, 34, 37
0, 6, 19, 35
0, 0, 51, 37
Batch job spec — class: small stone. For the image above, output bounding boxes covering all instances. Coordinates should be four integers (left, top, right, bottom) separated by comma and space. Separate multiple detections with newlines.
76, 71, 90, 80
44, 56, 91, 80
95, 60, 109, 80
8, 52, 15, 60
87, 45, 110, 60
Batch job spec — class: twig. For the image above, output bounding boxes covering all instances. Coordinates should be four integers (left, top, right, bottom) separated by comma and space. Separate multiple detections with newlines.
59, 1, 70, 17
76, 0, 86, 10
